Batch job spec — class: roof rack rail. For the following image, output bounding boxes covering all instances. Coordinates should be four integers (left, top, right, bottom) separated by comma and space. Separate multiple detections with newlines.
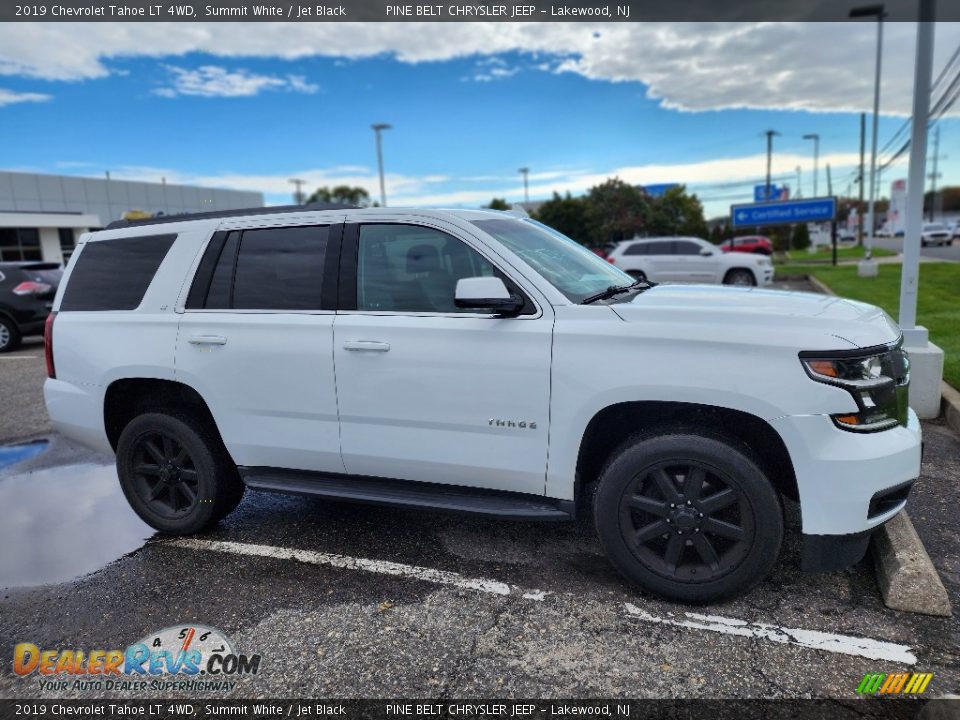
103, 202, 360, 230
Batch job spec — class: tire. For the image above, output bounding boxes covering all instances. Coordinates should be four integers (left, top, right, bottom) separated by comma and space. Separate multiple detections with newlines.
627, 270, 647, 283
593, 432, 783, 603
921, 239, 927, 247
0, 316, 21, 353
116, 412, 245, 534
723, 269, 756, 287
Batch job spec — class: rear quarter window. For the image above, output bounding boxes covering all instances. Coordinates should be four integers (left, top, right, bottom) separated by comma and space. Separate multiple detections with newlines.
59, 234, 176, 311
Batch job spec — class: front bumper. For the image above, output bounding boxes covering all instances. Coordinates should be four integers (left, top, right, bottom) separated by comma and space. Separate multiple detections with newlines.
769, 408, 921, 537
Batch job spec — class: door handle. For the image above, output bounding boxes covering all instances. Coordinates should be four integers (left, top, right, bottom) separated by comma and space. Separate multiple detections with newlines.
343, 340, 391, 352
188, 335, 227, 345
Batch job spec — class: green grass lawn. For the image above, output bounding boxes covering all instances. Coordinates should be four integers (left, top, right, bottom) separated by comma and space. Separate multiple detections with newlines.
778, 245, 896, 264
783, 262, 960, 389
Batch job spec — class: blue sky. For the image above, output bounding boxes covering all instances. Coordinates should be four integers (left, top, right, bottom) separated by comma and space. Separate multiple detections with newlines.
1, 22, 959, 218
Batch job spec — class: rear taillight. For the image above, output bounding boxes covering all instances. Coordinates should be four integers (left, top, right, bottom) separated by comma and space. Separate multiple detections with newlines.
44, 311, 56, 379
13, 281, 52, 296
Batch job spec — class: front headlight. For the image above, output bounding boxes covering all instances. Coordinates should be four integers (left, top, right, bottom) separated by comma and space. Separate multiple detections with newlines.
800, 343, 910, 432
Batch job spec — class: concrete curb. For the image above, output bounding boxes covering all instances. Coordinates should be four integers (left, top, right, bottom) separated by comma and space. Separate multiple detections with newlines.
941, 381, 960, 437
871, 512, 953, 617
801, 272, 953, 616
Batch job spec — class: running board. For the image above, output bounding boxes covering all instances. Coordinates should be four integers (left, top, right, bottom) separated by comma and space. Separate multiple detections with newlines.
239, 467, 574, 521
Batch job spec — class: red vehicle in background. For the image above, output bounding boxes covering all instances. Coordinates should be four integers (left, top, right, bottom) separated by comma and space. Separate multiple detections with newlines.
722, 236, 773, 255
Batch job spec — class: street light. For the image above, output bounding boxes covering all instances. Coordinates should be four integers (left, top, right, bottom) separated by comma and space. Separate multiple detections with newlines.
849, 3, 886, 266
518, 167, 530, 204
371, 123, 392, 207
802, 133, 820, 197
763, 130, 780, 201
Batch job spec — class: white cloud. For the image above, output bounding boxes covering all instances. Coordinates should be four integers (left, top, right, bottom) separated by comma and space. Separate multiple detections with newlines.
154, 64, 319, 98
2, 22, 959, 114
0, 88, 50, 106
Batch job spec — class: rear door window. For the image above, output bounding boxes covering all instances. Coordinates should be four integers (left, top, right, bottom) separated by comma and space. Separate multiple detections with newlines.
59, 234, 176, 311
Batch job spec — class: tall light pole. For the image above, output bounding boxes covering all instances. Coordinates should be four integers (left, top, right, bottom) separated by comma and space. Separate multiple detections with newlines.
518, 167, 530, 204
371, 123, 392, 207
795, 166, 803, 198
802, 133, 820, 196
763, 130, 780, 201
289, 178, 306, 205
850, 3, 885, 266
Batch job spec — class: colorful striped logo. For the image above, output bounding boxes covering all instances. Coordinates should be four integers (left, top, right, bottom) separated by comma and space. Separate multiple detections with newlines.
857, 672, 933, 695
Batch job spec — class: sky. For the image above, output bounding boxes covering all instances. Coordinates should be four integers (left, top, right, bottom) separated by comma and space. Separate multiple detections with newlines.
1, 21, 960, 219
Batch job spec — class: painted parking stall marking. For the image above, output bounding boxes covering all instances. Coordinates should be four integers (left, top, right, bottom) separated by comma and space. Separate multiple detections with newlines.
623, 603, 917, 665
168, 538, 917, 665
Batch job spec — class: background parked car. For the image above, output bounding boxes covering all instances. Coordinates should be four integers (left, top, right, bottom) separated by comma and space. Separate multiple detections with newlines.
921, 222, 952, 247
606, 236, 773, 286
947, 221, 960, 240
722, 235, 773, 255
0, 262, 62, 352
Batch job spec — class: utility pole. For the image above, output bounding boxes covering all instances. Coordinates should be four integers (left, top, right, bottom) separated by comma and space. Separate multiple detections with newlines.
857, 112, 866, 247
795, 166, 803, 198
928, 124, 941, 222
518, 167, 530, 204
826, 164, 833, 196
289, 178, 306, 205
371, 123, 392, 207
803, 133, 820, 196
763, 130, 780, 201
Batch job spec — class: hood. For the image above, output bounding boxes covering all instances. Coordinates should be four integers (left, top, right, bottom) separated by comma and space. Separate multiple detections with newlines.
609, 284, 901, 351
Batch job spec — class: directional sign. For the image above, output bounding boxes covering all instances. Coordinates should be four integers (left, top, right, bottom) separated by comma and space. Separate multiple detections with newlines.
731, 197, 837, 228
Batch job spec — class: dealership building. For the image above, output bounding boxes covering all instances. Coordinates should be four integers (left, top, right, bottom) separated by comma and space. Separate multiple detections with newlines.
0, 171, 263, 265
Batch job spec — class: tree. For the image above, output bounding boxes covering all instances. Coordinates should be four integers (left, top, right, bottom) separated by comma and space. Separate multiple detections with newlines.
647, 186, 709, 238
485, 198, 511, 210
306, 185, 372, 206
584, 178, 650, 246
533, 192, 591, 246
792, 223, 811, 251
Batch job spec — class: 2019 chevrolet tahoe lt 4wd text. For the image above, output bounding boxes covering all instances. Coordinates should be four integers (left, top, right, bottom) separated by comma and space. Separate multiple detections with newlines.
43, 206, 921, 602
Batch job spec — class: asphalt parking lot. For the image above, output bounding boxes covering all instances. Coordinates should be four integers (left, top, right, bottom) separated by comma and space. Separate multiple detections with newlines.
1, 315, 958, 701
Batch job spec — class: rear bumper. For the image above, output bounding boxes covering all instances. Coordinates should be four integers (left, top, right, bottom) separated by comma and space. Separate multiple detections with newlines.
43, 378, 113, 455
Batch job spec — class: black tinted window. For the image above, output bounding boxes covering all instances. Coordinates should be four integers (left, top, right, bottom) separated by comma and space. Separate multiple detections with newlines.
60, 234, 176, 311
204, 231, 239, 309
674, 241, 702, 255
624, 243, 648, 256
232, 226, 328, 310
646, 241, 673, 255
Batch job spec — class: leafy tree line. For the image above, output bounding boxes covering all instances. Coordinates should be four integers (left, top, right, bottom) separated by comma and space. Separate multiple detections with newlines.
528, 179, 709, 248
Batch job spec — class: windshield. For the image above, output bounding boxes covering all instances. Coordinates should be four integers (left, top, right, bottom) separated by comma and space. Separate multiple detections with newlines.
471, 218, 633, 303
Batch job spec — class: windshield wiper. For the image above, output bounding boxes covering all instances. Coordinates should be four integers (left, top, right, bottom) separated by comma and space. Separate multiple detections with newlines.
581, 279, 655, 305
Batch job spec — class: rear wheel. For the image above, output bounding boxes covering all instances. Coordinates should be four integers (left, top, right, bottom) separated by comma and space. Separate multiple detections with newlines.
594, 433, 783, 603
723, 269, 756, 287
627, 270, 647, 283
0, 317, 21, 353
116, 412, 245, 534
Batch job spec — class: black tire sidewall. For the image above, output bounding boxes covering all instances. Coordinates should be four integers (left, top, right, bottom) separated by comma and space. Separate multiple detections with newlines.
594, 433, 783, 603
116, 413, 223, 534
0, 317, 21, 353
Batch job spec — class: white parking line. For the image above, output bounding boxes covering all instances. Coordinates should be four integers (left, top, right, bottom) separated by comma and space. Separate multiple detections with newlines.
0, 355, 39, 359
624, 603, 916, 665
169, 538, 917, 665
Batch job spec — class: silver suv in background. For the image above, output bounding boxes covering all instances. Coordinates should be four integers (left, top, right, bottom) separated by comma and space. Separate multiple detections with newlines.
606, 236, 774, 286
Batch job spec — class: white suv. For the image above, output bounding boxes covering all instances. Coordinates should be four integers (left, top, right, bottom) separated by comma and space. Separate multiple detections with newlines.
606, 236, 774, 286
43, 207, 920, 602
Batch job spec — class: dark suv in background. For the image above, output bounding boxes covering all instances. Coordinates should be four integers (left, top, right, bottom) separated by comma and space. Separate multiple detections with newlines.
0, 262, 62, 352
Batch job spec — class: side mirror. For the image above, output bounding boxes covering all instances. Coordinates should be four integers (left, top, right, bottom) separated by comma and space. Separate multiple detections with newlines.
454, 277, 524, 316
700, 247, 714, 256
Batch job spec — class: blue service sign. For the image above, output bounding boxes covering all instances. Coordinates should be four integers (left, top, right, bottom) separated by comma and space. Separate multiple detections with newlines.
731, 197, 837, 228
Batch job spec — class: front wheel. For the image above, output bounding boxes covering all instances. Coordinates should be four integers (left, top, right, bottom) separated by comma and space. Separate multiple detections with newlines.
723, 269, 756, 286
116, 412, 245, 534
593, 433, 783, 603
0, 316, 21, 353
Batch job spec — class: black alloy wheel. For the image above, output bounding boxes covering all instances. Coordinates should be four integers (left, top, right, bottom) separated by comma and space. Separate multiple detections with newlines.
619, 461, 753, 583
130, 431, 201, 518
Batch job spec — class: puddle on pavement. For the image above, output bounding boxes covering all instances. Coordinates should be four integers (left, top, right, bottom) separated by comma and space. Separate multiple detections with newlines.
0, 462, 154, 588
0, 439, 49, 470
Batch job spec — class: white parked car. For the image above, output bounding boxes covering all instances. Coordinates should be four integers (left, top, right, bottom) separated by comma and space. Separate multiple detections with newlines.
920, 223, 952, 247
606, 236, 773, 286
43, 207, 919, 603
